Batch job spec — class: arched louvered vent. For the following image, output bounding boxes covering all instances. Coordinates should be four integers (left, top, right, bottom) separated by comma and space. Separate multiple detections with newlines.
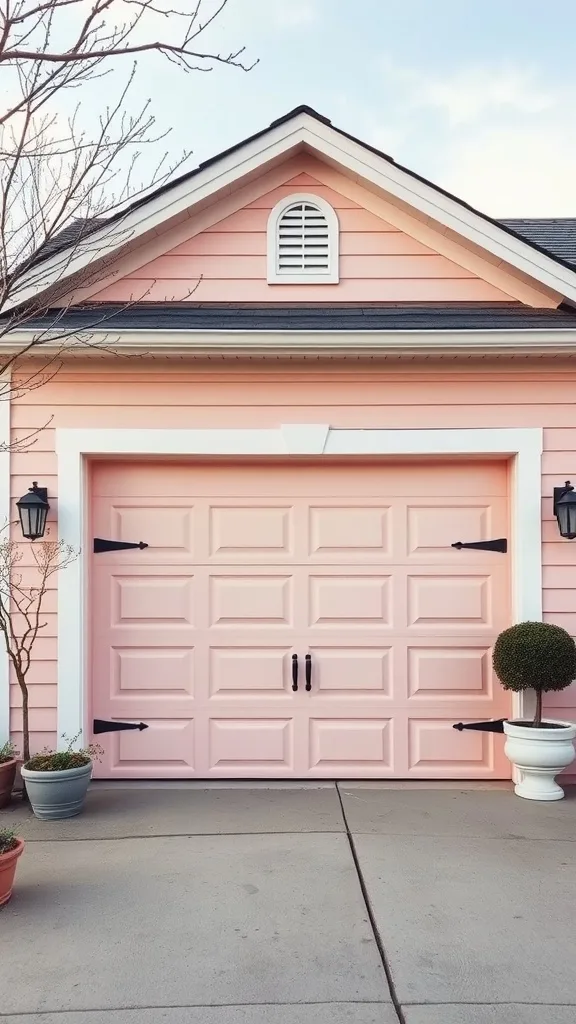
278, 202, 329, 273
267, 193, 339, 284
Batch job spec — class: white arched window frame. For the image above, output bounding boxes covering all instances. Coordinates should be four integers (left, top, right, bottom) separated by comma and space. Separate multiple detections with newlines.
266, 193, 339, 284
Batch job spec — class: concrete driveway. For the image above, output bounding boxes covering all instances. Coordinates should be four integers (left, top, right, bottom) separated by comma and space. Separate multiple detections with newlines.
1, 782, 575, 1024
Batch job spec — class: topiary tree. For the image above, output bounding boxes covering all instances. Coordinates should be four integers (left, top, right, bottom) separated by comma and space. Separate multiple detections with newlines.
493, 621, 576, 727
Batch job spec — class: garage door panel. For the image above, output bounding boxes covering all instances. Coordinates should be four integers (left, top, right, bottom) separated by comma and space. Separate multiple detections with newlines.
308, 504, 392, 560
407, 573, 492, 628
209, 572, 295, 627
407, 503, 496, 556
93, 566, 198, 624
208, 717, 295, 774
111, 573, 196, 625
407, 644, 495, 701
406, 715, 503, 776
111, 504, 195, 556
110, 646, 195, 696
104, 718, 196, 778
306, 645, 393, 697
93, 496, 198, 564
308, 573, 392, 628
209, 504, 295, 559
404, 565, 508, 632
208, 645, 294, 699
308, 717, 394, 774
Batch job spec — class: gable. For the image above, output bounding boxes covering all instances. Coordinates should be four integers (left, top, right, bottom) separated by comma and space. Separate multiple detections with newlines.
9, 105, 576, 314
78, 158, 558, 308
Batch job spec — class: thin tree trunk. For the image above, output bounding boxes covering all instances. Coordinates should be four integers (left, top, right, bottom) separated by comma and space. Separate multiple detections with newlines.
19, 680, 30, 804
16, 684, 29, 802
17, 672, 30, 762
534, 689, 543, 728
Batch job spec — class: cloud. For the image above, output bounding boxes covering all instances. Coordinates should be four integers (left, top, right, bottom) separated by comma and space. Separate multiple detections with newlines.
231, 0, 320, 32
443, 125, 576, 216
273, 1, 319, 27
373, 60, 576, 214
380, 59, 557, 125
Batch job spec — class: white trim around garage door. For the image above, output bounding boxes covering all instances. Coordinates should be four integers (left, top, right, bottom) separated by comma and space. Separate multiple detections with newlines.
55, 424, 543, 743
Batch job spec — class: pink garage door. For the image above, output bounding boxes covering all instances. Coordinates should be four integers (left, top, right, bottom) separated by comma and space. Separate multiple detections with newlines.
90, 460, 511, 779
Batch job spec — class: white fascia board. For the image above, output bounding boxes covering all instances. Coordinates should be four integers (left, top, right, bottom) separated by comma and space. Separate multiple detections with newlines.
8, 112, 576, 311
301, 120, 576, 302
4, 117, 312, 313
4, 327, 576, 357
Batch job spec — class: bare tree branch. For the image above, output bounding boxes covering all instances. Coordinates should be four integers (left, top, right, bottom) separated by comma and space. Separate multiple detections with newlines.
0, 530, 77, 760
0, 0, 257, 72
0, 0, 254, 441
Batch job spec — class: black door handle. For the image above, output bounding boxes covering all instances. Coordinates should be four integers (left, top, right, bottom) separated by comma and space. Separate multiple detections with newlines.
291, 653, 298, 691
305, 654, 312, 691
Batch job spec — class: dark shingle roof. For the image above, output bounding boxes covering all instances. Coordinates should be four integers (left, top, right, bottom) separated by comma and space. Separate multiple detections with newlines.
500, 219, 576, 268
15, 304, 576, 333
29, 217, 108, 266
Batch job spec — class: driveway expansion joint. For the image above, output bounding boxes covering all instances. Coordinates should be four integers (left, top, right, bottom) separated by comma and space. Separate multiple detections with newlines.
336, 782, 406, 1024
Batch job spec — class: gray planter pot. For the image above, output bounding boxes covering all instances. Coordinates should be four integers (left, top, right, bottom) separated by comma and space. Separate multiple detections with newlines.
21, 761, 92, 819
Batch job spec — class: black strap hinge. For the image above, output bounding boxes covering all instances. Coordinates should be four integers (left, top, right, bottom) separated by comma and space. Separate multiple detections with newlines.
452, 538, 507, 553
93, 719, 148, 734
453, 719, 506, 734
94, 538, 149, 553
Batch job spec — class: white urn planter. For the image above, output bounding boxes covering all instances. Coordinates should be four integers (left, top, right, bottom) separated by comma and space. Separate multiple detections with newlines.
504, 720, 576, 801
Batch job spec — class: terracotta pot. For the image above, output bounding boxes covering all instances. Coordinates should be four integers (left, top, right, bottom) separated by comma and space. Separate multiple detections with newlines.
0, 837, 25, 907
0, 759, 17, 809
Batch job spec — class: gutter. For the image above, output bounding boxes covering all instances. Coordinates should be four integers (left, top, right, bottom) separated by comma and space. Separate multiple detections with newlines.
3, 327, 576, 358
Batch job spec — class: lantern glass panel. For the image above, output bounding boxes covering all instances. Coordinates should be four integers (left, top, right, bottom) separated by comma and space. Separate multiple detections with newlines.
556, 495, 576, 540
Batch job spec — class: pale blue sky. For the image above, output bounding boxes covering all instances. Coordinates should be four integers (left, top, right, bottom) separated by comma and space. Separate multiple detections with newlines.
109, 0, 576, 216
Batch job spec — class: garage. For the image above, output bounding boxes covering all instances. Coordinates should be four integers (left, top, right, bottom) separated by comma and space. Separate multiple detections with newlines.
91, 459, 510, 779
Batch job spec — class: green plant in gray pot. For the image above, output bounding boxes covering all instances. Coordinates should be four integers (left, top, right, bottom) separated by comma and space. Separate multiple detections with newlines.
21, 735, 103, 820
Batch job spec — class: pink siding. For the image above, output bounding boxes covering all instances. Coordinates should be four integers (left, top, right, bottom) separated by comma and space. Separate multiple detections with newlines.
83, 161, 557, 307
9, 361, 576, 762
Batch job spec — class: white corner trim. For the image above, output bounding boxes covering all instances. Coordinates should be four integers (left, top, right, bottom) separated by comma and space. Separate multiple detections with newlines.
55, 443, 85, 748
508, 429, 544, 623
55, 424, 543, 743
266, 193, 339, 284
0, 372, 9, 742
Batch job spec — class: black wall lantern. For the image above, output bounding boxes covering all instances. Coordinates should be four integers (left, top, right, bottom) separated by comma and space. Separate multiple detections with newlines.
553, 480, 576, 540
16, 482, 49, 541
